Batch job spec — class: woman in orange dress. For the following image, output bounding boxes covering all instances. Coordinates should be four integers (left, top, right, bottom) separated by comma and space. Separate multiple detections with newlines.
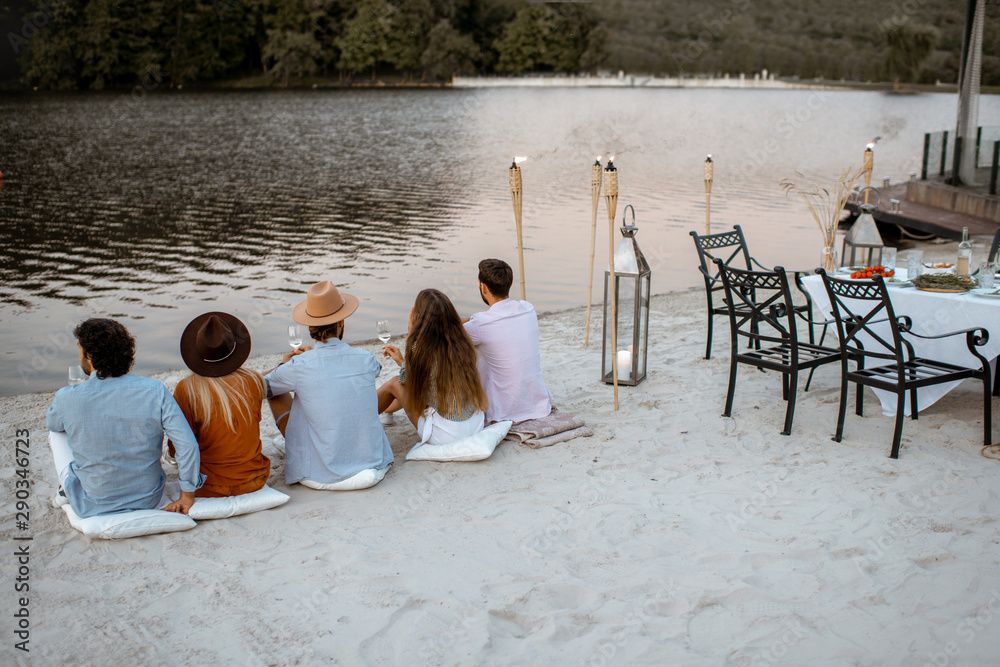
170, 312, 270, 497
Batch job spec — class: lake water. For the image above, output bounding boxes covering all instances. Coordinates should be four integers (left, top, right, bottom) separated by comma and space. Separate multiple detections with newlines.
2, 87, 997, 396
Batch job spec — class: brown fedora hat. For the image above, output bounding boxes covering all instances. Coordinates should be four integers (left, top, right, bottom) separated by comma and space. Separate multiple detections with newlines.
291, 281, 359, 326
180, 312, 251, 378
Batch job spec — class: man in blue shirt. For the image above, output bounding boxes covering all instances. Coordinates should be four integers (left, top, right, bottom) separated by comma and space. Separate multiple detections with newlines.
47, 318, 205, 517
266, 281, 393, 486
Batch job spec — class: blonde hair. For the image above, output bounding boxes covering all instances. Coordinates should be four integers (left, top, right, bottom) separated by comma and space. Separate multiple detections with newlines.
182, 368, 266, 432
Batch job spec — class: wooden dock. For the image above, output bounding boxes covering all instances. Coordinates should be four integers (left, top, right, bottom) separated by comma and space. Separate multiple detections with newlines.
844, 183, 998, 241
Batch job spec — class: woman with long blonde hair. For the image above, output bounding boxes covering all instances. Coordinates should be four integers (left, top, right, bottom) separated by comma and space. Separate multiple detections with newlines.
378, 289, 488, 445
170, 312, 270, 497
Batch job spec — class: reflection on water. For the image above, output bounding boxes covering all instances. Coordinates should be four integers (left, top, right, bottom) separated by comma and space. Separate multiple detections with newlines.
0, 88, 995, 395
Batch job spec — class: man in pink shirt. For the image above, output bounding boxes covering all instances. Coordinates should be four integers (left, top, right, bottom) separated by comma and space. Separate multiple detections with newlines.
463, 259, 553, 424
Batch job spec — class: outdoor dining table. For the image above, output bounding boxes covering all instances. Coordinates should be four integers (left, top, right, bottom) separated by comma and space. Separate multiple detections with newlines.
800, 271, 1000, 416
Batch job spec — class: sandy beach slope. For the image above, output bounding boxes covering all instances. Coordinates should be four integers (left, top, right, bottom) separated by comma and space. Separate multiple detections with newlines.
3, 286, 1000, 665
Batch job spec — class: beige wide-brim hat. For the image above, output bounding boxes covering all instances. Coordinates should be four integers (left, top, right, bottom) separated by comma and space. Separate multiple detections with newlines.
291, 280, 359, 326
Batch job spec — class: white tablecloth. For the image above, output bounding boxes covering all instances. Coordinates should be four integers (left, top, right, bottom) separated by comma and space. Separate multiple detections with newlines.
801, 274, 1000, 416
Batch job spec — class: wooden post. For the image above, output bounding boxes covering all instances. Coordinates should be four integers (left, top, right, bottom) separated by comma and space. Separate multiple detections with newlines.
863, 146, 873, 204
990, 140, 999, 195
921, 133, 930, 180
704, 155, 714, 235
509, 158, 526, 300
585, 158, 602, 346
604, 159, 619, 411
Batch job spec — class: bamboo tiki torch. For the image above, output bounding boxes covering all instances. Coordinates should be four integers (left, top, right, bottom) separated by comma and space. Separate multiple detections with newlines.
585, 156, 602, 346
604, 157, 619, 411
704, 154, 714, 234
509, 157, 528, 300
863, 144, 874, 204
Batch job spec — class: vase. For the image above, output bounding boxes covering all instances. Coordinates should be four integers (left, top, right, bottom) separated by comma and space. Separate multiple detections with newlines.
821, 246, 838, 273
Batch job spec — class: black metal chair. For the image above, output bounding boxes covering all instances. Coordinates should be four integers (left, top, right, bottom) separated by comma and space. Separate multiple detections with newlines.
819, 269, 992, 459
691, 225, 819, 360
973, 228, 1000, 396
716, 260, 841, 436
987, 228, 1000, 396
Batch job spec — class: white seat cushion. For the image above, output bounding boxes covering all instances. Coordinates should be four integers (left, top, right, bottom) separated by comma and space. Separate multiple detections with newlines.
60, 502, 195, 540
164, 482, 290, 520
299, 464, 390, 491
406, 420, 512, 462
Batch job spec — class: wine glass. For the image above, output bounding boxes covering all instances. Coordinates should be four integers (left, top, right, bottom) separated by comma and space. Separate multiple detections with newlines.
68, 365, 87, 385
376, 321, 392, 364
288, 325, 303, 350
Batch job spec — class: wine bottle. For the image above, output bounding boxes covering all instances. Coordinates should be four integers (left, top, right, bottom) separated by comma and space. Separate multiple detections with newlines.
957, 227, 972, 277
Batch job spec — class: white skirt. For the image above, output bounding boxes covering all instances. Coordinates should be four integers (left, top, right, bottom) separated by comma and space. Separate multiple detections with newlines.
417, 407, 485, 446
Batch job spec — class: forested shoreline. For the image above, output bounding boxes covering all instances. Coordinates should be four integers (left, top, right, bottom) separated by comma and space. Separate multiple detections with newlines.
0, 0, 996, 91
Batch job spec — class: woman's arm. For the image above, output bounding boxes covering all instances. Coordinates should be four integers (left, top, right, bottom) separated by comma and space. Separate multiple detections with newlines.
382, 344, 404, 365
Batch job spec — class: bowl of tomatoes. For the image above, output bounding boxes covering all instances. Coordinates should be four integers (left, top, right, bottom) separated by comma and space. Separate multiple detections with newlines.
849, 265, 895, 279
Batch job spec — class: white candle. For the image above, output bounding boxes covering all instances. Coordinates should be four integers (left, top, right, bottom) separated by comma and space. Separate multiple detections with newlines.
616, 349, 632, 381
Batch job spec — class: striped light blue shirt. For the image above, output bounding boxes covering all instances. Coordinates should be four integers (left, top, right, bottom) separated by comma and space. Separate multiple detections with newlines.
47, 373, 206, 518
265, 338, 393, 484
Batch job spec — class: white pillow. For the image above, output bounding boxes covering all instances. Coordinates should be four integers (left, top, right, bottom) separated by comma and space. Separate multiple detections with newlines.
406, 421, 512, 462
162, 482, 290, 520
299, 465, 390, 491
60, 504, 195, 540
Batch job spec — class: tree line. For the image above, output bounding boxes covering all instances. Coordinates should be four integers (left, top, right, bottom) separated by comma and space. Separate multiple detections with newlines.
1, 0, 604, 89
0, 0, 995, 90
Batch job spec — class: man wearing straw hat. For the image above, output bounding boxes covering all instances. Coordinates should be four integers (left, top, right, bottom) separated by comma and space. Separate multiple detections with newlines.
265, 281, 393, 487
463, 258, 552, 424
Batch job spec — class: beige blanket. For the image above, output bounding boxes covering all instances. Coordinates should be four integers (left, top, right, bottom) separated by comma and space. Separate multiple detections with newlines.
504, 407, 593, 449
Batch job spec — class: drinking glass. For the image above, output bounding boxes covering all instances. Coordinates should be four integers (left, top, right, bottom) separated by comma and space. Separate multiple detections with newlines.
821, 246, 838, 273
376, 321, 392, 365
979, 263, 996, 290
881, 246, 897, 271
68, 365, 87, 385
906, 251, 924, 280
287, 325, 303, 350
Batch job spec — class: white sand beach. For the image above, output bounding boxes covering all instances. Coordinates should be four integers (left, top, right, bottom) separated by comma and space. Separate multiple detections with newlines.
4, 251, 1000, 665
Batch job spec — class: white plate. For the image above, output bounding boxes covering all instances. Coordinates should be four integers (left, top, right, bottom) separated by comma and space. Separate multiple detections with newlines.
970, 287, 1000, 298
836, 266, 865, 275
885, 279, 913, 288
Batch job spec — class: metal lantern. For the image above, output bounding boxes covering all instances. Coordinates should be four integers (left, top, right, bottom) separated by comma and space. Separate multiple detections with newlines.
841, 202, 884, 266
602, 205, 651, 387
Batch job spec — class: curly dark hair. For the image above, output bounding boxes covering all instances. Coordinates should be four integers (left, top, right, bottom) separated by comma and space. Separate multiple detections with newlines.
478, 259, 512, 299
74, 318, 135, 379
